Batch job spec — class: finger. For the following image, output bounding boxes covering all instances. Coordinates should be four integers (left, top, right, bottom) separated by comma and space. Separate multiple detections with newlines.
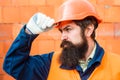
46, 18, 55, 27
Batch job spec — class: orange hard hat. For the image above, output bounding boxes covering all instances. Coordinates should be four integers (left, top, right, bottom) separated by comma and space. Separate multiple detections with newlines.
54, 0, 102, 28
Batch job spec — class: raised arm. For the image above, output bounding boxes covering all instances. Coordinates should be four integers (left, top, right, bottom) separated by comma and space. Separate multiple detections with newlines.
3, 13, 55, 80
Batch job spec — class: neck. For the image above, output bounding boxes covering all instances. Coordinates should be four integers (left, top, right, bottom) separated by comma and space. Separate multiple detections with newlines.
85, 38, 95, 61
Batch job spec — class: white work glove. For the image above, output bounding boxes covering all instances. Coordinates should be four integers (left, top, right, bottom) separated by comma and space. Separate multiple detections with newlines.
26, 12, 55, 34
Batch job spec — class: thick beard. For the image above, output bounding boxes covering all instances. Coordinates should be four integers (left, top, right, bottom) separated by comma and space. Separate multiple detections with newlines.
59, 37, 88, 68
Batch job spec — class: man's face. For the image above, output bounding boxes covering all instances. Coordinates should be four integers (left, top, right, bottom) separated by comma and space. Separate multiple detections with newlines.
58, 21, 88, 67
59, 21, 83, 45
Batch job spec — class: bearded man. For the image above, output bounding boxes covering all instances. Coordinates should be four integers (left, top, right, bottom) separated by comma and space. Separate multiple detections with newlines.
3, 0, 120, 80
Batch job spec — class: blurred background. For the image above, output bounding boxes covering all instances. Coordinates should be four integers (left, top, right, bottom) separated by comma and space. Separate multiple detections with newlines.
0, 0, 120, 80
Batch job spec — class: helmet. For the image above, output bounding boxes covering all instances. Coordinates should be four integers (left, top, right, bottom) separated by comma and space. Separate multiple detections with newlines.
54, 0, 102, 28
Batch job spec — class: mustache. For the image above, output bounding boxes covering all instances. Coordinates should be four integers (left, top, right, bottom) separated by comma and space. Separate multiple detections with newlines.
60, 40, 74, 48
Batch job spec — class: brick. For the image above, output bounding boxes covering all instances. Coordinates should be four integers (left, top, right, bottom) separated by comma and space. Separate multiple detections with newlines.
95, 5, 105, 22
96, 36, 117, 53
97, 0, 120, 6
64, 0, 67, 1
0, 41, 4, 57
44, 6, 55, 18
47, 28, 61, 40
105, 38, 120, 54
0, 58, 4, 74
96, 36, 120, 55
114, 22, 120, 37
97, 0, 113, 5
4, 40, 13, 55
54, 40, 61, 51
96, 36, 106, 50
35, 31, 56, 40
30, 40, 40, 55
46, 0, 65, 6
3, 6, 20, 23
12, 0, 29, 6
0, 0, 12, 6
89, 0, 97, 5
104, 37, 115, 51
12, 23, 23, 40
35, 28, 61, 40
20, 6, 37, 23
38, 40, 55, 54
31, 28, 61, 53
31, 39, 56, 55
86, 1, 104, 21
35, 32, 53, 40
3, 73, 15, 80
0, 7, 2, 23
112, 39, 120, 55
113, 0, 120, 6
0, 24, 13, 40
37, 6, 55, 18
54, 7, 60, 21
3, 24, 22, 40
0, 74, 3, 80
104, 6, 120, 22
29, 0, 45, 6
35, 6, 47, 15
96, 23, 114, 37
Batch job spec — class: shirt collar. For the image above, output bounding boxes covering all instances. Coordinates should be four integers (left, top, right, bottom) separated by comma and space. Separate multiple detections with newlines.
87, 43, 96, 61
79, 43, 96, 64
78, 44, 96, 72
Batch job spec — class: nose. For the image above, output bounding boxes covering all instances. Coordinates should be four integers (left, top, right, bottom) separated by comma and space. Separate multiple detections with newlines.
61, 32, 68, 41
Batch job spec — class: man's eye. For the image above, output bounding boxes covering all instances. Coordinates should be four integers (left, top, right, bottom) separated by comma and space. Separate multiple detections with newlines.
65, 28, 71, 32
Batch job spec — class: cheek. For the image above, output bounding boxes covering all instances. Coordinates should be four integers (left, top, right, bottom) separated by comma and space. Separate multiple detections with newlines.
69, 32, 83, 44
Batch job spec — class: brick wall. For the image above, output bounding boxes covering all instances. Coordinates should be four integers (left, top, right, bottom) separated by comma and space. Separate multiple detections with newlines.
0, 0, 120, 80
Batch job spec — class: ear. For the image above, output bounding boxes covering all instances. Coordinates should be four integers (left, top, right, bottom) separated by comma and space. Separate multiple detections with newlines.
85, 24, 94, 37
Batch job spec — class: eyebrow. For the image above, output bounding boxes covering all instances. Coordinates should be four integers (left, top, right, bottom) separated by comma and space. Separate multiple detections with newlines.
59, 25, 70, 32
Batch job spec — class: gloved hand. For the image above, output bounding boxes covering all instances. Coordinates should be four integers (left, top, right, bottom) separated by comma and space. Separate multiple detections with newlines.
26, 12, 55, 34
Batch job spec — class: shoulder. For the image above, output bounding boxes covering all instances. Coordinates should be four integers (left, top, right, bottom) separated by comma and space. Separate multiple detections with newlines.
32, 52, 54, 62
104, 52, 120, 76
105, 52, 120, 66
106, 52, 120, 60
52, 51, 61, 59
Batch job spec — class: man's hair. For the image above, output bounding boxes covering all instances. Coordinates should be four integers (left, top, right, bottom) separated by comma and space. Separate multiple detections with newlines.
73, 16, 98, 40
